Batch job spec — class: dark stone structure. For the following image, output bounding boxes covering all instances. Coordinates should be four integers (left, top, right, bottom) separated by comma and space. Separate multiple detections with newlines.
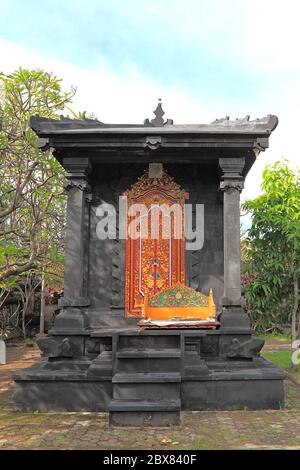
13, 105, 285, 426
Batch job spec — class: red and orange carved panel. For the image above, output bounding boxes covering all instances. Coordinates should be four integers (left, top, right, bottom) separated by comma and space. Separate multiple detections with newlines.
124, 170, 188, 317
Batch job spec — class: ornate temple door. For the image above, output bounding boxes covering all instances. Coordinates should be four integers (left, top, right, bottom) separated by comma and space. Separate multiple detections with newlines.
124, 169, 188, 317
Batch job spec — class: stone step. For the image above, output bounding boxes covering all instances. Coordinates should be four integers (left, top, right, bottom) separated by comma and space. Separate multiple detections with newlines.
109, 410, 180, 426
115, 357, 180, 374
112, 372, 181, 383
108, 398, 181, 412
118, 335, 180, 351
113, 382, 181, 400
206, 360, 255, 370
116, 348, 181, 358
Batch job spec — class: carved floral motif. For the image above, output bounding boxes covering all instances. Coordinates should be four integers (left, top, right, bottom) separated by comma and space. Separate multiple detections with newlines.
124, 169, 188, 317
124, 170, 188, 200
63, 179, 91, 192
220, 179, 244, 193
148, 283, 209, 307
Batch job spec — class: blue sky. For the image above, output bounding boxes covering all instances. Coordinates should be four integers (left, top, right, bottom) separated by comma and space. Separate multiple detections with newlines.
0, 0, 284, 105
0, 0, 299, 207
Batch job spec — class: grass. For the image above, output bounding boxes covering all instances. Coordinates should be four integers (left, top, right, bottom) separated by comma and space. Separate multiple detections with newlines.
262, 350, 300, 382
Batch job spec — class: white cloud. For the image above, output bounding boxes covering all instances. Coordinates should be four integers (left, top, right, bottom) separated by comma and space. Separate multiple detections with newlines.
0, 39, 214, 123
231, 0, 300, 75
152, 0, 300, 77
0, 38, 298, 204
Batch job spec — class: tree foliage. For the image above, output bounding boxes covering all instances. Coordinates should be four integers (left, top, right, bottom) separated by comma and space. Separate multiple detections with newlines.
0, 68, 76, 336
0, 68, 75, 288
242, 161, 300, 345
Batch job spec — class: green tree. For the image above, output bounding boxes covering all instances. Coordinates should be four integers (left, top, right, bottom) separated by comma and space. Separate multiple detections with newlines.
0, 68, 75, 335
242, 161, 300, 354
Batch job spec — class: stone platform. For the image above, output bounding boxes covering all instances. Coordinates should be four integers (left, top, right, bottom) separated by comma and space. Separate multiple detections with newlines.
13, 327, 285, 426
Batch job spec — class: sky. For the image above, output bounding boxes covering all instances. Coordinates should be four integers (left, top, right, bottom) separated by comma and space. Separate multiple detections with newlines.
0, 0, 299, 211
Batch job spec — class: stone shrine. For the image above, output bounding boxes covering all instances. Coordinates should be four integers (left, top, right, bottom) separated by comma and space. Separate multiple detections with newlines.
13, 102, 285, 426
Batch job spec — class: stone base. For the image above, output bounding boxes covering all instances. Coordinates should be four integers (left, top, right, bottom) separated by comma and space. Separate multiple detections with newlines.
14, 379, 112, 412
13, 363, 285, 411
13, 328, 286, 424
182, 369, 285, 410
220, 306, 251, 332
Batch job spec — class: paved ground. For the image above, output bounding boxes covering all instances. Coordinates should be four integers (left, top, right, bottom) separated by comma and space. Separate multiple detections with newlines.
262, 340, 291, 352
0, 342, 299, 450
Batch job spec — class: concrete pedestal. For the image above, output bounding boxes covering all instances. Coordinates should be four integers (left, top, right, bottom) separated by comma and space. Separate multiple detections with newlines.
13, 326, 285, 425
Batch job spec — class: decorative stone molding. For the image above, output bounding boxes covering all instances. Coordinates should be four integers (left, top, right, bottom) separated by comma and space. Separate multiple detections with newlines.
227, 337, 265, 359
63, 157, 92, 177
211, 114, 278, 133
62, 157, 92, 193
143, 99, 174, 127
219, 157, 245, 175
124, 168, 188, 200
220, 179, 244, 193
30, 112, 277, 134
63, 179, 91, 192
144, 135, 162, 150
37, 336, 75, 358
58, 297, 90, 308
219, 157, 245, 193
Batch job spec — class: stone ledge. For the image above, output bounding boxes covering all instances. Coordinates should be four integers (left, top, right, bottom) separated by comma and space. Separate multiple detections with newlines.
112, 372, 181, 383
13, 371, 112, 382
108, 399, 181, 412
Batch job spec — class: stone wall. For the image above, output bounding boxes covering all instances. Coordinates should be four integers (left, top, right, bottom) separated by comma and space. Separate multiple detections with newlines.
88, 163, 223, 313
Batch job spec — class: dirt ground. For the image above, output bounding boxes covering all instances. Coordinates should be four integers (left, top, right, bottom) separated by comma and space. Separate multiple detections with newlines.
0, 342, 299, 450
262, 340, 291, 352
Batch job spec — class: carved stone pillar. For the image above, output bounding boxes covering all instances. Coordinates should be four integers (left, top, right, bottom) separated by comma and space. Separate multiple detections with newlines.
219, 157, 250, 331
55, 157, 92, 331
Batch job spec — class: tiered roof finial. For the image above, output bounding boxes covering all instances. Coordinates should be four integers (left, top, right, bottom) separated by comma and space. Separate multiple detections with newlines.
144, 99, 173, 127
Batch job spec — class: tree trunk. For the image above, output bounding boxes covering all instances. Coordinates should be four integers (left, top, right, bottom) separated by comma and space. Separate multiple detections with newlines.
39, 218, 48, 336
297, 275, 300, 338
40, 272, 46, 335
291, 272, 299, 367
22, 305, 26, 339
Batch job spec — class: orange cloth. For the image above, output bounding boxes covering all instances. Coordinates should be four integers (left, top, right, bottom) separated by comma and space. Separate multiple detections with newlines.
144, 288, 216, 321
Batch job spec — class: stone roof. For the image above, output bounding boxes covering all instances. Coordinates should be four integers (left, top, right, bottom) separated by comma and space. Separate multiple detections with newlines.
29, 101, 278, 137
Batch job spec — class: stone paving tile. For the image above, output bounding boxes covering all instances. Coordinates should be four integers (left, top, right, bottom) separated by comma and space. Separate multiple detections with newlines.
0, 343, 299, 450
